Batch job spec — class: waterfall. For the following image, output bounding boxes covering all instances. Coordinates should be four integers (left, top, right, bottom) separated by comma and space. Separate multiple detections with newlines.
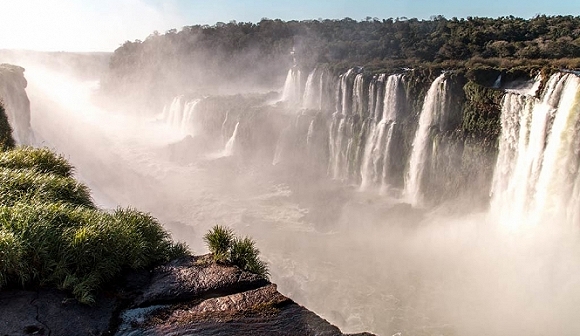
164, 96, 200, 136
272, 125, 290, 165
302, 68, 322, 110
223, 122, 240, 157
360, 74, 402, 191
352, 74, 365, 116
281, 68, 302, 104
490, 73, 580, 228
404, 74, 447, 206
306, 119, 315, 147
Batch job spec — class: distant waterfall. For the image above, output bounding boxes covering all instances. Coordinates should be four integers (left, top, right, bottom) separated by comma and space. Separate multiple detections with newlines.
281, 68, 302, 104
404, 74, 447, 206
328, 69, 357, 180
163, 96, 200, 136
223, 122, 240, 156
360, 74, 402, 192
491, 73, 580, 227
302, 68, 325, 110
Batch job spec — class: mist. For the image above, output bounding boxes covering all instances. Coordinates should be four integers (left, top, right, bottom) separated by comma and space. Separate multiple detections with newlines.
2, 51, 575, 336
2, 11, 580, 336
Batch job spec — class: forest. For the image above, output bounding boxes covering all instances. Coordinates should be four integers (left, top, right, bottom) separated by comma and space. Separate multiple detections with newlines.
101, 15, 580, 108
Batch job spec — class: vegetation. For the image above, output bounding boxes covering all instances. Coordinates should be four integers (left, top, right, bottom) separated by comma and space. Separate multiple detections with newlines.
0, 104, 15, 151
103, 15, 580, 101
203, 224, 234, 263
204, 225, 269, 279
0, 146, 188, 304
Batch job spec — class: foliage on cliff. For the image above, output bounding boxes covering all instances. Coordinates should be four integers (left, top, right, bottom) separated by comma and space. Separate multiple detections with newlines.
104, 15, 580, 94
204, 225, 269, 279
0, 147, 188, 304
0, 103, 15, 150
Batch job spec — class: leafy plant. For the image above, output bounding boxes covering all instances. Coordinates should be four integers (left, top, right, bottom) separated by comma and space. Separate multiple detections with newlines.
230, 237, 269, 279
204, 225, 269, 279
203, 225, 234, 263
0, 147, 74, 177
0, 147, 189, 304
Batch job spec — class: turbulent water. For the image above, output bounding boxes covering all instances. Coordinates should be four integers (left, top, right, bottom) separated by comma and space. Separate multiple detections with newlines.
18, 61, 580, 336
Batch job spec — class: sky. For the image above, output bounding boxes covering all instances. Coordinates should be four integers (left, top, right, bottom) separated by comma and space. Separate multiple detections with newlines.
0, 0, 578, 52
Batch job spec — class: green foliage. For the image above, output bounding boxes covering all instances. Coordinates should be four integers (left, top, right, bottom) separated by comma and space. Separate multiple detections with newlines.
0, 147, 74, 177
203, 225, 234, 263
230, 237, 269, 279
0, 148, 189, 304
204, 225, 269, 279
0, 167, 94, 208
462, 81, 504, 138
0, 103, 15, 151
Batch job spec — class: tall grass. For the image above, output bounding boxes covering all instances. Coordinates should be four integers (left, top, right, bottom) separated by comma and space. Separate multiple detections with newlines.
204, 225, 269, 279
0, 147, 74, 177
0, 147, 189, 304
0, 167, 94, 208
203, 225, 234, 263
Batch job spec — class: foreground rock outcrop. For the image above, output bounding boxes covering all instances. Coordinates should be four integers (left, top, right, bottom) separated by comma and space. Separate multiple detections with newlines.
0, 255, 373, 336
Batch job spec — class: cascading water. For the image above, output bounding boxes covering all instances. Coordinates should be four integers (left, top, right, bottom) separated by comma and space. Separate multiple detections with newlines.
490, 73, 580, 228
302, 68, 321, 110
163, 96, 201, 136
281, 68, 302, 104
360, 74, 402, 192
328, 69, 356, 180
222, 121, 240, 157
403, 74, 447, 206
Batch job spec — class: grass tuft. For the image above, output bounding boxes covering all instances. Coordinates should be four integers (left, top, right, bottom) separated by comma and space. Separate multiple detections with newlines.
204, 225, 269, 279
0, 147, 74, 177
203, 225, 234, 263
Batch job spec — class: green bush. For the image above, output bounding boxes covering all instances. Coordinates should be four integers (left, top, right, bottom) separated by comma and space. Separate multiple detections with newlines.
0, 167, 94, 208
0, 202, 188, 304
0, 103, 14, 151
0, 147, 189, 304
230, 237, 269, 279
204, 225, 269, 279
0, 147, 74, 177
203, 225, 234, 263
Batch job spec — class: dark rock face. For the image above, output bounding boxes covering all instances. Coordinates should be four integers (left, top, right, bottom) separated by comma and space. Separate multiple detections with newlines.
0, 289, 116, 336
0, 255, 372, 336
0, 64, 32, 145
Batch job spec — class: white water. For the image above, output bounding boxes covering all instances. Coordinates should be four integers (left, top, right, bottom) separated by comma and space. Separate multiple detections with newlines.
163, 96, 201, 137
222, 121, 240, 157
490, 73, 580, 229
281, 68, 301, 104
360, 74, 402, 191
404, 74, 447, 206
19, 60, 580, 336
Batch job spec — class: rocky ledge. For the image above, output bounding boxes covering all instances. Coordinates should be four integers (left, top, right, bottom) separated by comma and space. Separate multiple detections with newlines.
0, 255, 374, 336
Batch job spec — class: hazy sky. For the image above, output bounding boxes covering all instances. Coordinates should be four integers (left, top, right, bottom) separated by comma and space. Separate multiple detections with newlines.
0, 0, 578, 52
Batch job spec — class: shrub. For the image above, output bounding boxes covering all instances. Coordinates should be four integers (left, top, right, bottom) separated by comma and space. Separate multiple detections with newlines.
0, 103, 14, 151
0, 147, 74, 177
203, 225, 234, 263
0, 147, 189, 304
204, 225, 269, 279
230, 237, 269, 279
0, 202, 189, 304
0, 168, 94, 208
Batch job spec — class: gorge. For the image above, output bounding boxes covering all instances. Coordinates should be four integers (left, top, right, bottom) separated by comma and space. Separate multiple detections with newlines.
2, 15, 580, 336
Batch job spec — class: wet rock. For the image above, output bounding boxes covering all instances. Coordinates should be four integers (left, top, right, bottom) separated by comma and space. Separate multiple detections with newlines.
118, 284, 361, 336
0, 289, 116, 336
0, 256, 374, 336
133, 254, 268, 307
